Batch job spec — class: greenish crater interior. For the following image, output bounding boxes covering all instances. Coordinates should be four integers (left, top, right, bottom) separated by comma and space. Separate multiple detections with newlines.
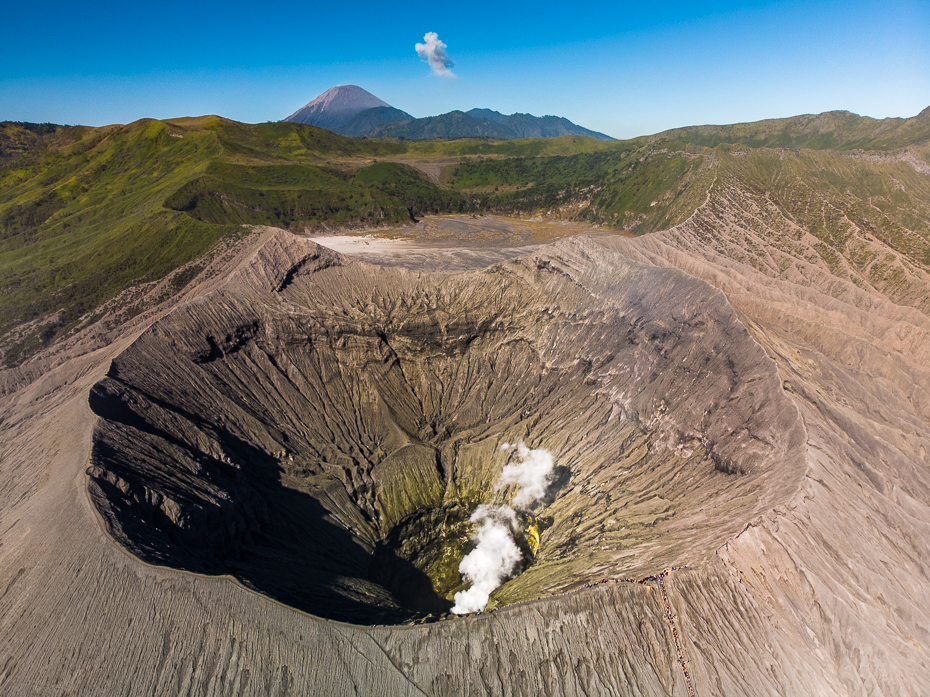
86, 240, 805, 624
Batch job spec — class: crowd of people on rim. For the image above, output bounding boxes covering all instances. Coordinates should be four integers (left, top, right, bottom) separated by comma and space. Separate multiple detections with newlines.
582, 565, 690, 589
657, 574, 696, 696
578, 566, 696, 695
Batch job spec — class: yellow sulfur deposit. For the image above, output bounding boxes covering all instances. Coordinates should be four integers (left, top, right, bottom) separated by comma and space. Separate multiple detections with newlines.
525, 518, 540, 556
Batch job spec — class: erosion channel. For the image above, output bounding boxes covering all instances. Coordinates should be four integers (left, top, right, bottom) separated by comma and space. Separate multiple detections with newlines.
86, 233, 805, 624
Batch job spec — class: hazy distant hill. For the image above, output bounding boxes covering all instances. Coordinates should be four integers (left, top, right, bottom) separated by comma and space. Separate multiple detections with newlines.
498, 112, 613, 140
338, 106, 414, 137
372, 109, 615, 141
283, 86, 614, 140
368, 111, 516, 140
466, 108, 615, 140
466, 108, 508, 123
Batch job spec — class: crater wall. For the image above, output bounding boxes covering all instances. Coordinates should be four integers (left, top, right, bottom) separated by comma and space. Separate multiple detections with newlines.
87, 235, 806, 622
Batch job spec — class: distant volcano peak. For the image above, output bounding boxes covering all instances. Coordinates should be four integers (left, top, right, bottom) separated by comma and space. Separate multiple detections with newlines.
286, 85, 394, 128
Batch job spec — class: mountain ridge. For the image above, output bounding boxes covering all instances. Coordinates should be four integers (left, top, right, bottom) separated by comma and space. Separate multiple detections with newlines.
283, 85, 614, 141
652, 106, 930, 150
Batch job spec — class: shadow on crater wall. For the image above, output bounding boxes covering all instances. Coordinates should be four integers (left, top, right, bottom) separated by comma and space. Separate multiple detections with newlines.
86, 237, 807, 624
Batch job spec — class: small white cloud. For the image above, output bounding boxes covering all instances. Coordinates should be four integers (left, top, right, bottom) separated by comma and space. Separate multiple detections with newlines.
415, 32, 456, 78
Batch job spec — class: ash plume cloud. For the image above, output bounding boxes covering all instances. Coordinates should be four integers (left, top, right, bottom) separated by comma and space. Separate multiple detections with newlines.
415, 32, 456, 78
451, 442, 555, 614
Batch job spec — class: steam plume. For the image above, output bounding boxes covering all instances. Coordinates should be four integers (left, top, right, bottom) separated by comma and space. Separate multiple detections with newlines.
450, 505, 521, 614
498, 442, 555, 507
415, 32, 456, 78
451, 442, 555, 614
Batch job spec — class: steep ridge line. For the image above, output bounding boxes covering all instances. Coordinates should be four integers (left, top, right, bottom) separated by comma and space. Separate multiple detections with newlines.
581, 567, 695, 697
444, 565, 697, 694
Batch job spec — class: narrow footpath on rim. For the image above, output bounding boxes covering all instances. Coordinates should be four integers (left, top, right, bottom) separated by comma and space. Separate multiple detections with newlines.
584, 567, 696, 696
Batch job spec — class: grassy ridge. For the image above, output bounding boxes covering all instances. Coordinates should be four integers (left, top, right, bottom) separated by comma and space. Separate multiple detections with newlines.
0, 120, 234, 363
2, 107, 929, 367
652, 107, 930, 151
0, 117, 480, 364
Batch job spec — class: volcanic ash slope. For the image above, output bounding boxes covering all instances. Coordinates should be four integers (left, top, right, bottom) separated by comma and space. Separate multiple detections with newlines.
0, 222, 928, 695
86, 231, 804, 625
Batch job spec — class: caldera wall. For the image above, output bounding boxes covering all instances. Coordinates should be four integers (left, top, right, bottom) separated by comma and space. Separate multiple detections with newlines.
87, 234, 806, 623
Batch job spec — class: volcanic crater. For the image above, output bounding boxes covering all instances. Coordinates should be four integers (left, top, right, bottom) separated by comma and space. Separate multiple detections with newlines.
86, 232, 806, 623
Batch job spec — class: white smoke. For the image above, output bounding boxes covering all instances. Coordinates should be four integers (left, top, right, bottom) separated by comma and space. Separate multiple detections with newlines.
450, 505, 521, 614
498, 442, 555, 507
450, 442, 555, 614
415, 32, 456, 78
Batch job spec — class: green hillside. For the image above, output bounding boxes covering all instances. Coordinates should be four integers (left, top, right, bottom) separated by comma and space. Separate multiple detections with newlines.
447, 145, 714, 234
2, 107, 929, 367
0, 117, 465, 365
651, 107, 930, 151
0, 122, 72, 162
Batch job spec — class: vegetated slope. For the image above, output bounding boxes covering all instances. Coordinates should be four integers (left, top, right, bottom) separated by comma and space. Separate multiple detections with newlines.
700, 144, 930, 303
164, 160, 465, 228
447, 144, 715, 233
654, 105, 930, 150
446, 109, 930, 252
0, 121, 72, 162
0, 117, 460, 366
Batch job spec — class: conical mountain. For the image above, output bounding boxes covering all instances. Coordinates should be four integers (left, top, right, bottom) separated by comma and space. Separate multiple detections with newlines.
285, 85, 411, 133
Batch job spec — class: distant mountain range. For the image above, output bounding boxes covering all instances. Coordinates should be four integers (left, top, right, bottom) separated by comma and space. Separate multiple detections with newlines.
284, 85, 614, 141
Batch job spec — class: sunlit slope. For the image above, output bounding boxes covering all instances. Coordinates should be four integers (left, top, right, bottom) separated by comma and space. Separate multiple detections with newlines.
449, 130, 930, 278
0, 117, 461, 364
652, 106, 930, 151
447, 145, 716, 233
0, 119, 232, 364
0, 121, 73, 162
3, 107, 928, 367
696, 144, 930, 308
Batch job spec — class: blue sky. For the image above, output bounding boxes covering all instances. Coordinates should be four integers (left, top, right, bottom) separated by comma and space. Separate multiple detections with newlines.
1, 0, 928, 138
